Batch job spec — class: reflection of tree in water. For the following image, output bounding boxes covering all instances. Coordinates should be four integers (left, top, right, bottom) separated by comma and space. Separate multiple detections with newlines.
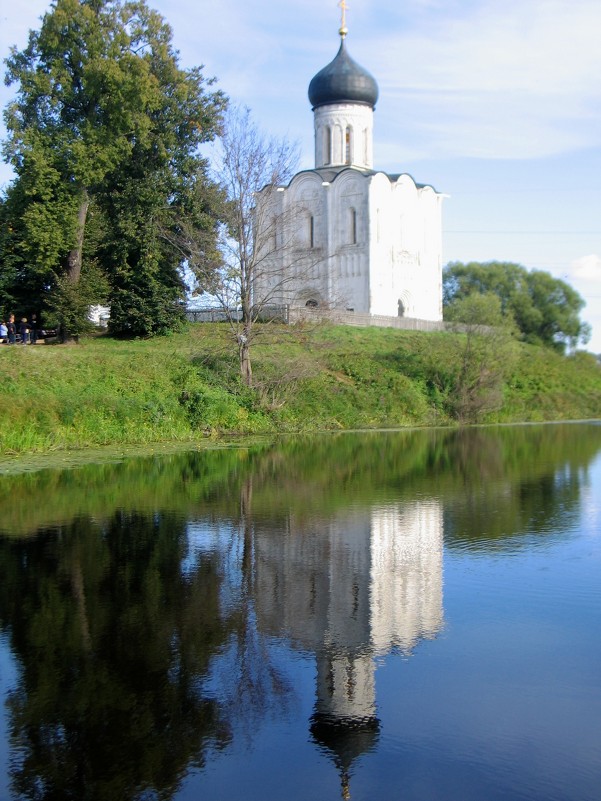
2, 423, 601, 550
1, 423, 601, 798
196, 478, 296, 739
0, 512, 231, 800
441, 427, 595, 549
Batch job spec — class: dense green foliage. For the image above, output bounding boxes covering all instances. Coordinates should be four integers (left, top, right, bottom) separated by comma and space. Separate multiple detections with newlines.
1, 0, 226, 337
443, 261, 591, 352
0, 322, 600, 455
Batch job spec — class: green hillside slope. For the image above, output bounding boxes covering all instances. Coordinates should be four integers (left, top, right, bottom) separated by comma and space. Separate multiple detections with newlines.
1, 322, 599, 455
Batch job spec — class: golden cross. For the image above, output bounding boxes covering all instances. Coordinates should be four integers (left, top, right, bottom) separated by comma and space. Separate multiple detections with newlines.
338, 0, 349, 37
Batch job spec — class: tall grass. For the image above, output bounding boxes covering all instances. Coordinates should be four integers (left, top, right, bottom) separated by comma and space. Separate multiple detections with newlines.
0, 323, 600, 455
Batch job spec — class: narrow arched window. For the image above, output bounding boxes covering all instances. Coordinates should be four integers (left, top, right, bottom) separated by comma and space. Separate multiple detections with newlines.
345, 126, 352, 164
324, 126, 332, 165
309, 215, 315, 248
350, 207, 357, 245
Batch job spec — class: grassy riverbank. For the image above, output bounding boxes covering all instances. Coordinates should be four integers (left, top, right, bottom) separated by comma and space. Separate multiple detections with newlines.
1, 322, 600, 455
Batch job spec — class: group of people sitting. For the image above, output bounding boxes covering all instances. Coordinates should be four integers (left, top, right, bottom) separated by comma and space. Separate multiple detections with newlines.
0, 314, 39, 345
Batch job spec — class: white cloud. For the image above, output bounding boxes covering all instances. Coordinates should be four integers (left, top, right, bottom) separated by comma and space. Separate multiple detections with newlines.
570, 255, 601, 283
3, 0, 601, 165
365, 0, 601, 159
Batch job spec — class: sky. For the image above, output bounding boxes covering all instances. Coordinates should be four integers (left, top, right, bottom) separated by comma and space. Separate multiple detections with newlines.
1, 0, 601, 351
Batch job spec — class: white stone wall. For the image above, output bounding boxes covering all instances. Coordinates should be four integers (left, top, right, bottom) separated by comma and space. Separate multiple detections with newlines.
368, 174, 443, 321
254, 168, 443, 321
326, 170, 370, 311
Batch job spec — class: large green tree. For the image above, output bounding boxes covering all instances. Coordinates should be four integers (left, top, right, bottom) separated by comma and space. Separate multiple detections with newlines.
2, 0, 226, 337
443, 261, 591, 352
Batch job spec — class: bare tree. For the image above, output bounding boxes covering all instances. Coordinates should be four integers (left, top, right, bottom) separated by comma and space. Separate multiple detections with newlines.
198, 105, 324, 386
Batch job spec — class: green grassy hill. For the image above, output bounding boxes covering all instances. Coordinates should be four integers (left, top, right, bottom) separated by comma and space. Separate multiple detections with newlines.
1, 322, 600, 455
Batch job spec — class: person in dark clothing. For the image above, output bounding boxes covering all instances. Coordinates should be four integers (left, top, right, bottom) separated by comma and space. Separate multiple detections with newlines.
7, 315, 16, 345
30, 313, 38, 345
19, 318, 28, 344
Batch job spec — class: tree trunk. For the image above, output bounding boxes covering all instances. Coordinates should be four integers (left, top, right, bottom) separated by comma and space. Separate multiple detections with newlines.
239, 335, 253, 387
238, 310, 253, 386
66, 188, 90, 284
60, 188, 89, 342
238, 292, 253, 387
70, 555, 91, 653
240, 477, 253, 590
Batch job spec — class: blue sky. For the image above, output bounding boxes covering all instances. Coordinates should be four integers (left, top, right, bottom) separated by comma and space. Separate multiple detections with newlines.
2, 0, 601, 351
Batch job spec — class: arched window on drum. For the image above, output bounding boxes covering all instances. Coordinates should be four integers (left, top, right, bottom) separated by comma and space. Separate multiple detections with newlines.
345, 126, 352, 165
324, 126, 332, 165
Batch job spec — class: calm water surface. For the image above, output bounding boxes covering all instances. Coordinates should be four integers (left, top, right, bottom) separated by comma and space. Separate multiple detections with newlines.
0, 424, 600, 801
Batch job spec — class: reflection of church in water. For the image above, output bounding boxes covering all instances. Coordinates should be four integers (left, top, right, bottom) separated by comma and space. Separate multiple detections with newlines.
253, 499, 444, 798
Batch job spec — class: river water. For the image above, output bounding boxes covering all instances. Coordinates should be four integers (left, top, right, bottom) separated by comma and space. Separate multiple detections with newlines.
0, 423, 600, 801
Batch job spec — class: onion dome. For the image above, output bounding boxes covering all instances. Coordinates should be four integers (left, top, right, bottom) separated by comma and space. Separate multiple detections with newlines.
308, 38, 379, 110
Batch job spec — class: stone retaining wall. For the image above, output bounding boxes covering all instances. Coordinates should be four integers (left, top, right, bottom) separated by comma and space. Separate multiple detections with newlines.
185, 305, 484, 334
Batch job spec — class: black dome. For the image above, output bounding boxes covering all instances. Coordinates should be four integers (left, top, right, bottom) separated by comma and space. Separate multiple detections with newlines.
308, 39, 379, 110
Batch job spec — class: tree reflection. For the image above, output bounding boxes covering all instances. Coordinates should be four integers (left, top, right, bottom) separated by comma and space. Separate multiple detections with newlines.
0, 512, 231, 800
1, 423, 601, 798
2, 423, 601, 552
440, 427, 594, 549
200, 477, 296, 739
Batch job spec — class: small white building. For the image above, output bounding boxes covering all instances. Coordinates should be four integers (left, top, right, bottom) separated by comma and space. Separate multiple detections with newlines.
255, 25, 445, 321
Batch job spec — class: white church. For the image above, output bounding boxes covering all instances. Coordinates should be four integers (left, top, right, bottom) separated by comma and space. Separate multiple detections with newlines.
255, 16, 445, 321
